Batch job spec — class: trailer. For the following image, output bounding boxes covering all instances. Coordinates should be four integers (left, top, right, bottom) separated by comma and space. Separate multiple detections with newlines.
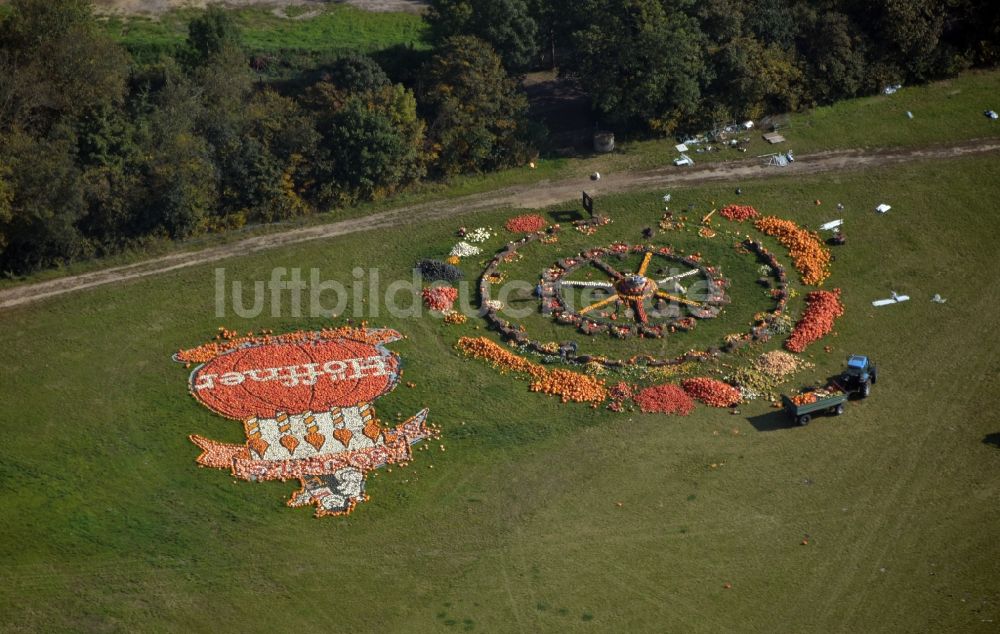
780, 354, 878, 426
781, 387, 849, 426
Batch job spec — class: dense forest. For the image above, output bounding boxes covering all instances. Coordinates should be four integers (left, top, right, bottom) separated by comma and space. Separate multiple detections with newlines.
0, 0, 997, 275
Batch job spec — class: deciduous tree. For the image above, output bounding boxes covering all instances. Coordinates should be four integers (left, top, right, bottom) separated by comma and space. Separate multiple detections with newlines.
712, 36, 802, 119
0, 0, 128, 134
421, 36, 531, 175
796, 11, 868, 103
0, 130, 90, 273
426, 0, 539, 71
186, 5, 240, 65
566, 0, 712, 132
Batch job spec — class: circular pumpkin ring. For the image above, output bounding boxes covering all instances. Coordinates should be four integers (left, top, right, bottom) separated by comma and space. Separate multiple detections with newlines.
477, 218, 790, 368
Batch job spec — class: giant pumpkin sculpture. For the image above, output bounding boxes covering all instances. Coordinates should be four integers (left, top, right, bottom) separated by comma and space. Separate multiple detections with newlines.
176, 327, 430, 517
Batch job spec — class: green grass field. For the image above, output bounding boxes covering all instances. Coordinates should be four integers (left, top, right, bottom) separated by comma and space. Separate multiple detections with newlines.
99, 4, 428, 57
1, 147, 999, 631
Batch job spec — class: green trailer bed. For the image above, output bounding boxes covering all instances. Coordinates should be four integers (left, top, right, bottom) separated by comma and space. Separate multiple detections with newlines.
781, 388, 849, 426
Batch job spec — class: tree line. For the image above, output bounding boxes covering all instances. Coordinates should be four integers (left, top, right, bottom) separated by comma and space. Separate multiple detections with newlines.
0, 1, 531, 274
430, 0, 999, 130
1, 0, 997, 275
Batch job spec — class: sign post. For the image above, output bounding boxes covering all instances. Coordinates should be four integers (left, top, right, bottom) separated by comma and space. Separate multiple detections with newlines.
582, 191, 594, 217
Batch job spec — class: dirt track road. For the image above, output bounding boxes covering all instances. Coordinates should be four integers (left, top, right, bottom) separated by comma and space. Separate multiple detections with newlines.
2, 138, 997, 311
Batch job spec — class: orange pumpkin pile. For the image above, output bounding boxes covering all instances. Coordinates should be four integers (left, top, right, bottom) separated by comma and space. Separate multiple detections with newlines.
754, 216, 831, 285
505, 214, 547, 233
720, 204, 760, 222
785, 288, 844, 352
790, 392, 818, 406
634, 383, 695, 415
529, 369, 607, 404
606, 381, 636, 412
176, 326, 393, 364
681, 377, 741, 408
422, 286, 459, 312
456, 337, 546, 378
456, 337, 606, 403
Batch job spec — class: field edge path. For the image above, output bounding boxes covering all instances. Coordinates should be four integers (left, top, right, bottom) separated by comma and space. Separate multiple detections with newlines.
1, 138, 998, 311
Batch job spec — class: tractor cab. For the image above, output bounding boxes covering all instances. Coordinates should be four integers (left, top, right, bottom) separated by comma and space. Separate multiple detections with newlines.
839, 355, 878, 397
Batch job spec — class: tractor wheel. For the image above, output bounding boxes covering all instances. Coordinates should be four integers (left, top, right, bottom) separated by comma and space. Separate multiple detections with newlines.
834, 404, 845, 415
871, 372, 878, 384
861, 381, 871, 398
798, 414, 811, 426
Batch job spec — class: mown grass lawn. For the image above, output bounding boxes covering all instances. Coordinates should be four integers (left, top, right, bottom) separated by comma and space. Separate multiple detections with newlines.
99, 4, 428, 57
1, 152, 998, 631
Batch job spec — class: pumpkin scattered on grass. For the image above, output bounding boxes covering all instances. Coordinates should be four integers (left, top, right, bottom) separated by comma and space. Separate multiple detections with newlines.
607, 381, 636, 412
720, 204, 760, 222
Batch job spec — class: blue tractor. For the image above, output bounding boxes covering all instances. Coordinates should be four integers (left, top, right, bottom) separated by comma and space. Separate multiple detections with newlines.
838, 355, 878, 398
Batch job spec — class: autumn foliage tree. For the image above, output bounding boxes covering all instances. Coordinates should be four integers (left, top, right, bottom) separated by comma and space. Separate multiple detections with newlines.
426, 0, 539, 72
563, 0, 712, 132
0, 0, 998, 275
420, 36, 532, 176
